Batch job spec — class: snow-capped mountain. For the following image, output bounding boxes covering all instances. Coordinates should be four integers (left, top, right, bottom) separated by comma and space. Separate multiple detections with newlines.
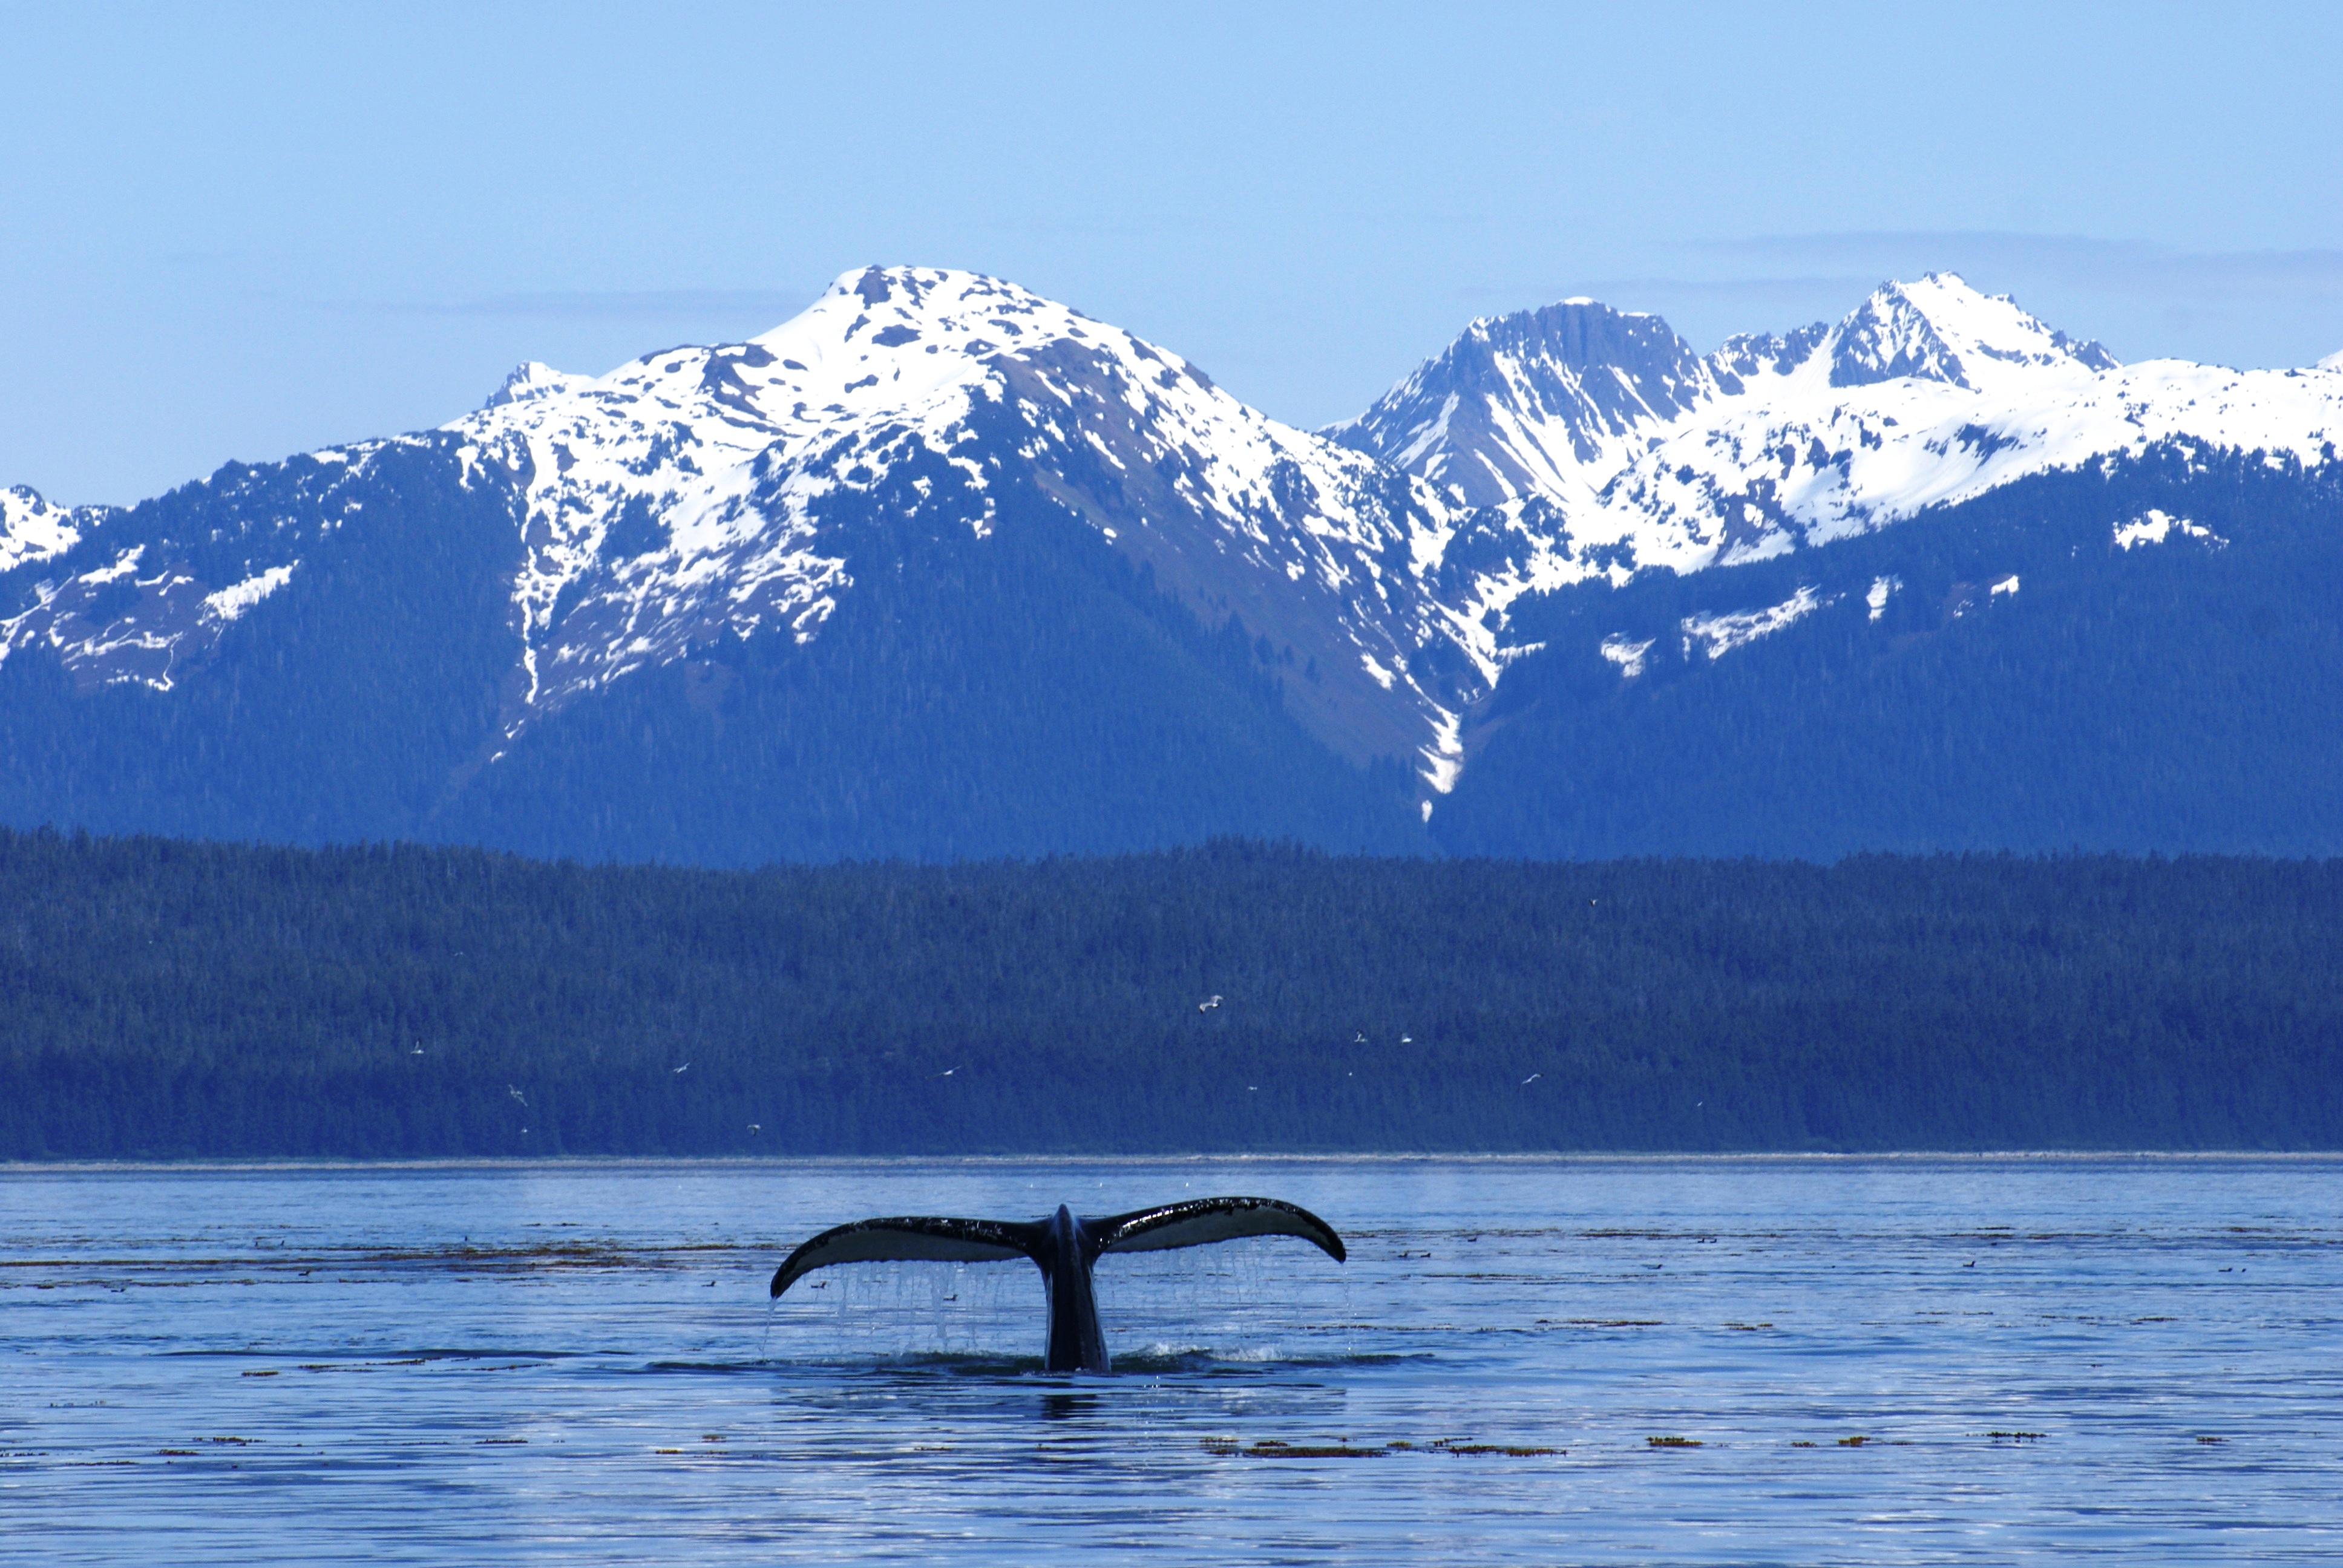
1324, 298, 1715, 508
5, 266, 2343, 861
3, 269, 1483, 791
432, 266, 1478, 775
1342, 273, 2343, 584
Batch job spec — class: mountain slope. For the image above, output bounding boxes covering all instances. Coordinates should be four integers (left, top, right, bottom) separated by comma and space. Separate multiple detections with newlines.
1434, 446, 2343, 857
0, 269, 1456, 857
4, 267, 2343, 860
437, 266, 1480, 777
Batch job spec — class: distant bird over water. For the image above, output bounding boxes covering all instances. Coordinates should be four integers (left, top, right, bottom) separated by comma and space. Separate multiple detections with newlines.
1198, 995, 1222, 1012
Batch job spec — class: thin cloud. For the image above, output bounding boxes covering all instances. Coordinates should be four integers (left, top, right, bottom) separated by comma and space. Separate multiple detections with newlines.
1568, 275, 1880, 311
356, 287, 823, 320
1701, 233, 2343, 301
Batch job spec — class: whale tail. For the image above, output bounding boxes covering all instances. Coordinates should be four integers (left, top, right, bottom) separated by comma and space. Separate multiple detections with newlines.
768, 1196, 1344, 1372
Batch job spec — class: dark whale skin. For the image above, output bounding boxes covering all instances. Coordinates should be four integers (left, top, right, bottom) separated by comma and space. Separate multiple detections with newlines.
770, 1196, 1345, 1373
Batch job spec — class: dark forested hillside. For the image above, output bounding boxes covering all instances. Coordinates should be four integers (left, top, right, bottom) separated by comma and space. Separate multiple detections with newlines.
4, 829, 2339, 1158
1435, 449, 2343, 858
0, 448, 1427, 863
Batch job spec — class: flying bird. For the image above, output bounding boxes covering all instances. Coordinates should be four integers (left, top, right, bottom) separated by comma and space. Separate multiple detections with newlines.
1522, 1073, 1541, 1085
507, 1085, 527, 1108
673, 1062, 691, 1074
1198, 995, 1222, 1012
931, 1065, 965, 1079
748, 1123, 761, 1135
1354, 1031, 1368, 1045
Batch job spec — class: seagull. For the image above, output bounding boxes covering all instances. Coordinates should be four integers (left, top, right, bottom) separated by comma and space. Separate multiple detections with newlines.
1354, 1031, 1368, 1045
1522, 1073, 1541, 1085
410, 1045, 424, 1056
1400, 1034, 1413, 1045
673, 1063, 691, 1075
747, 1123, 761, 1135
931, 1065, 964, 1079
1198, 995, 1222, 1013
507, 1085, 527, 1108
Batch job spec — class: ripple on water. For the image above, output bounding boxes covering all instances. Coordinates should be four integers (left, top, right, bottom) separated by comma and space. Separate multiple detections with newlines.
3, 1156, 2340, 1566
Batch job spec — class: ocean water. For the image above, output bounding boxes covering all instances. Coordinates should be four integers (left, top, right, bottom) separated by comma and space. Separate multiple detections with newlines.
2, 1157, 2338, 1565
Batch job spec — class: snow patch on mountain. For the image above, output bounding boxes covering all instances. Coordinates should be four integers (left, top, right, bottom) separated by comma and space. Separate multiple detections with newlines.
1, 486, 110, 574
1682, 584, 1829, 661
1600, 633, 1654, 679
203, 563, 299, 621
2113, 509, 2224, 551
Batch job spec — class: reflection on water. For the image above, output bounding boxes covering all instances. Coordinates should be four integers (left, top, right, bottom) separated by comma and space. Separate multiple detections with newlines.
3, 1157, 2340, 1564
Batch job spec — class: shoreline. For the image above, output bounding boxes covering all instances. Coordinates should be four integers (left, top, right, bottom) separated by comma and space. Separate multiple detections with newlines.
10, 1148, 2342, 1174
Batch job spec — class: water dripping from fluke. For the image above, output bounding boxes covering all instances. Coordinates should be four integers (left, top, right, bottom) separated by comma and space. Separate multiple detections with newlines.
766, 1197, 1345, 1373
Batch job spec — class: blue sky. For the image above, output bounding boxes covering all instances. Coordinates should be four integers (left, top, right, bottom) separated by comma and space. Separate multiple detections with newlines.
6, 1, 2341, 505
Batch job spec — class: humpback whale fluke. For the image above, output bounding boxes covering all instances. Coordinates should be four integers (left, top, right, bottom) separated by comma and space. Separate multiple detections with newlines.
768, 1196, 1345, 1373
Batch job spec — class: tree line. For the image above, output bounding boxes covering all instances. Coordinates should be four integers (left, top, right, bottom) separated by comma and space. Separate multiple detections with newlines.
4, 828, 2340, 1156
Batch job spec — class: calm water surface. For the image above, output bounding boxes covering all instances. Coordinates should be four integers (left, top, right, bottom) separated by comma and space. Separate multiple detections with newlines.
2, 1157, 2338, 1564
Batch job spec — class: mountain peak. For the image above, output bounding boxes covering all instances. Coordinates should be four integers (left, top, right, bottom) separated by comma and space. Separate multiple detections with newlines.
1329, 296, 1712, 506
1, 483, 105, 573
484, 361, 591, 410
1828, 273, 2117, 392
